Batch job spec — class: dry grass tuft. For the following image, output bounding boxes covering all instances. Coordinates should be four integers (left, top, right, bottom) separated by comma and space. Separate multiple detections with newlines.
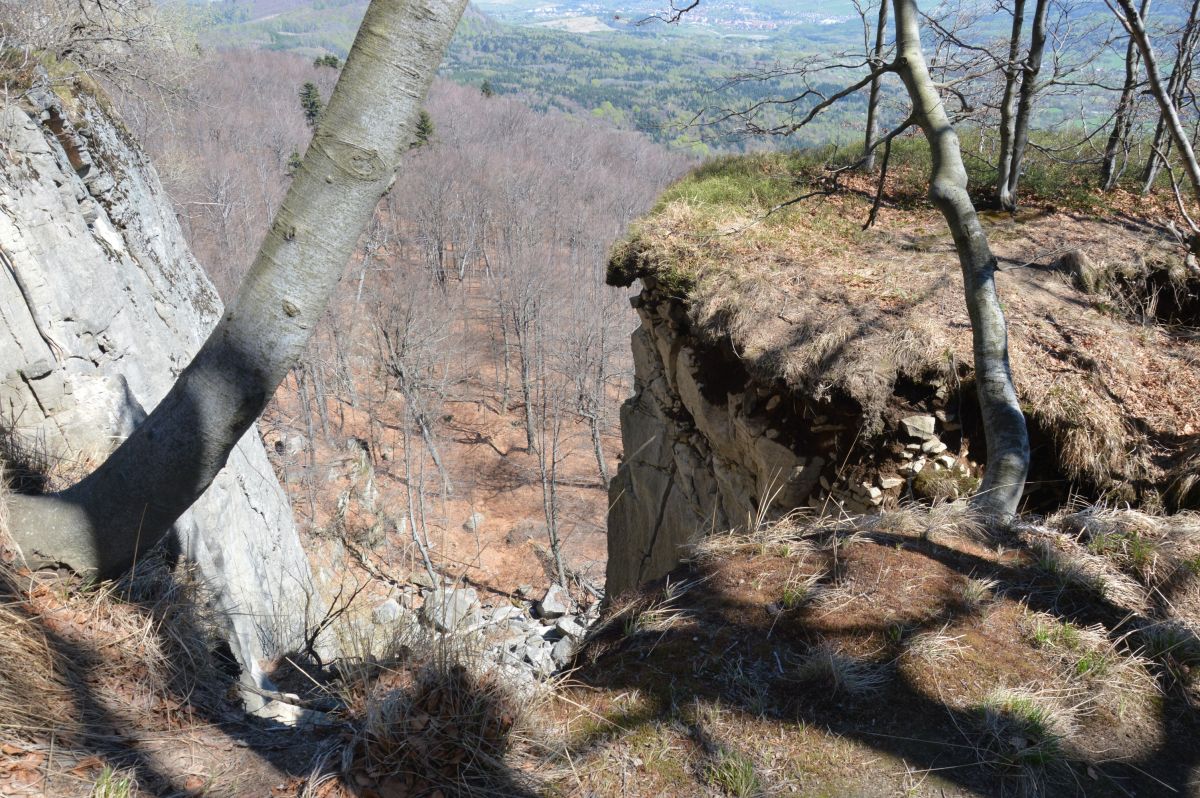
1027, 532, 1150, 612
1052, 507, 1200, 593
788, 643, 889, 697
0, 553, 226, 749
902, 625, 965, 664
339, 659, 534, 798
974, 686, 1080, 792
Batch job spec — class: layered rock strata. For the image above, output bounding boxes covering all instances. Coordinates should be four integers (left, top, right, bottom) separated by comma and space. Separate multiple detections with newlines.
0, 77, 317, 697
606, 278, 975, 596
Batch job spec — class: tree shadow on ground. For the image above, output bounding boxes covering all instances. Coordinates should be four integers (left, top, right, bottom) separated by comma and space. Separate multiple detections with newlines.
565, 523, 1200, 797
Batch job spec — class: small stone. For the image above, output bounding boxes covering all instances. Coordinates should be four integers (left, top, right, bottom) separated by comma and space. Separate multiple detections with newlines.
537, 584, 572, 619
879, 476, 904, 490
901, 414, 937, 440
921, 439, 948, 454
765, 395, 782, 411
515, 584, 534, 598
463, 512, 486, 532
765, 428, 780, 440
526, 645, 555, 677
865, 485, 883, 500
937, 454, 958, 469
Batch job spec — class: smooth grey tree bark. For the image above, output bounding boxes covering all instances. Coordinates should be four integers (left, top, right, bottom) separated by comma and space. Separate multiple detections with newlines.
995, 0, 1027, 210
5, 0, 470, 576
862, 0, 890, 172
999, 0, 1048, 211
1116, 0, 1200, 205
1102, 0, 1150, 191
894, 0, 1030, 517
1139, 0, 1200, 194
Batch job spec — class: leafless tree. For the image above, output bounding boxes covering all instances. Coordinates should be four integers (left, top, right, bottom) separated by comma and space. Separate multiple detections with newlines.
1101, 0, 1152, 190
1137, 0, 1200, 193
665, 0, 1030, 516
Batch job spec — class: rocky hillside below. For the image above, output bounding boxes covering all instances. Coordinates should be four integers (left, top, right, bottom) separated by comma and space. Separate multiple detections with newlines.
606, 153, 1200, 594
0, 71, 317, 698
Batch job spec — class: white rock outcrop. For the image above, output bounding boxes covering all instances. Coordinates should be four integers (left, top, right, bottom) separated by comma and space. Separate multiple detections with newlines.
0, 79, 317, 697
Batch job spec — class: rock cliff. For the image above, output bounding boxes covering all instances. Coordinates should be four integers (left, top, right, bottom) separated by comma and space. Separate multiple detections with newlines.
605, 154, 1200, 597
0, 77, 316, 695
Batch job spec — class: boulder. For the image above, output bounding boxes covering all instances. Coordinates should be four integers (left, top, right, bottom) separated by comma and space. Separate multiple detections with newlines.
372, 598, 404, 625
537, 584, 572, 619
421, 587, 481, 633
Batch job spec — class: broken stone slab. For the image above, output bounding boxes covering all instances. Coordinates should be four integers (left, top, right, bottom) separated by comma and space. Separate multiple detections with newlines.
249, 698, 332, 728
420, 586, 481, 633
879, 476, 905, 490
900, 414, 937, 440
537, 583, 572, 619
551, 636, 578, 668
371, 598, 404, 625
489, 605, 525, 626
921, 439, 948, 454
555, 617, 586, 639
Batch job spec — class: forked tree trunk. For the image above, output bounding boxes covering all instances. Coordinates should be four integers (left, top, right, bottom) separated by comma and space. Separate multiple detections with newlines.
894, 0, 1030, 517
995, 0, 1027, 209
1101, 0, 1150, 191
862, 0, 890, 172
5, 0, 470, 576
999, 0, 1049, 211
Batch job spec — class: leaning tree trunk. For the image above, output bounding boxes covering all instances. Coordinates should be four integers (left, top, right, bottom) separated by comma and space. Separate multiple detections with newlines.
1001, 0, 1049, 211
862, 0, 890, 172
1140, 0, 1200, 193
1101, 0, 1150, 191
894, 0, 1030, 518
995, 0, 1027, 210
1119, 0, 1200, 204
5, 0, 470, 577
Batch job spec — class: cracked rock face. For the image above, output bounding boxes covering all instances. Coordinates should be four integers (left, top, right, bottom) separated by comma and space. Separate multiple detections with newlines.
606, 290, 824, 598
0, 81, 317, 693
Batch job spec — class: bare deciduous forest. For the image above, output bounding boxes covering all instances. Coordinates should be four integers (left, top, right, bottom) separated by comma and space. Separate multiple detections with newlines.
121, 48, 693, 590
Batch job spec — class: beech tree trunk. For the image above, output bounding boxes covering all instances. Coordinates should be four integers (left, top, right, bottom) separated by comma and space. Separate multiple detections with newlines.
995, 0, 1027, 210
894, 0, 1030, 517
862, 0, 889, 172
999, 0, 1049, 211
1101, 0, 1150, 191
1119, 0, 1200, 204
5, 0, 470, 577
1140, 0, 1200, 193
